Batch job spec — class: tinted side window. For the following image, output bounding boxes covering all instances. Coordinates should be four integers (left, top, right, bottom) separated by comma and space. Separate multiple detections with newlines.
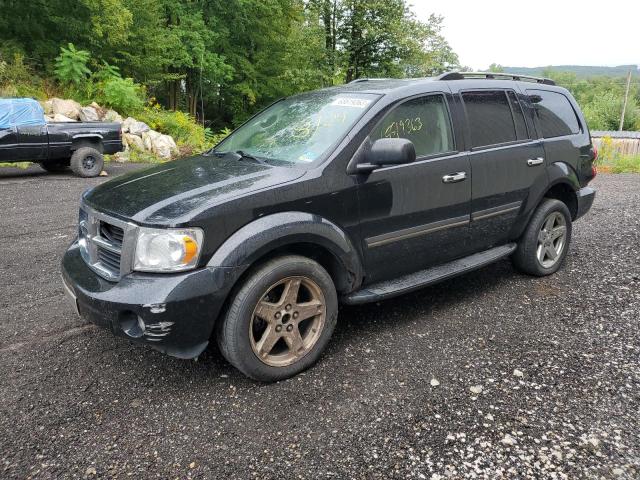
371, 95, 454, 157
507, 91, 529, 140
462, 91, 517, 147
530, 90, 580, 138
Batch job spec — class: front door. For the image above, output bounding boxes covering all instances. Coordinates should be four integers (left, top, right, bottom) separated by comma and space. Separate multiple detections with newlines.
356, 93, 472, 284
458, 89, 546, 250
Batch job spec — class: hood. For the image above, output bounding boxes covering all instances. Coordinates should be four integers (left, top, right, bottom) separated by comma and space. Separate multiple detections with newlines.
83, 155, 305, 225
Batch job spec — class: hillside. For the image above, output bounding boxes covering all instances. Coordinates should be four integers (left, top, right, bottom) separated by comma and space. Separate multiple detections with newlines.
503, 65, 639, 78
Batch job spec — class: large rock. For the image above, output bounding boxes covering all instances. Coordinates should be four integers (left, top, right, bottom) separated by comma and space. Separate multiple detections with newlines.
142, 130, 162, 151
113, 150, 130, 163
79, 106, 100, 122
123, 133, 144, 151
152, 134, 179, 159
42, 100, 54, 115
103, 109, 123, 124
89, 101, 102, 111
50, 98, 82, 120
52, 113, 77, 122
122, 117, 150, 136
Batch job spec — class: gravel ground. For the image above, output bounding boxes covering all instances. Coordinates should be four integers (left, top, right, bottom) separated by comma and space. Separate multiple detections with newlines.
0, 165, 639, 479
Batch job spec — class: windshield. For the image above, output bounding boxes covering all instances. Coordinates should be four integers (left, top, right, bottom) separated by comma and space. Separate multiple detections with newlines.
213, 91, 379, 165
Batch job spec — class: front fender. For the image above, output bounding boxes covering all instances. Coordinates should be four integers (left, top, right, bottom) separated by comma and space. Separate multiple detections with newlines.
206, 211, 363, 288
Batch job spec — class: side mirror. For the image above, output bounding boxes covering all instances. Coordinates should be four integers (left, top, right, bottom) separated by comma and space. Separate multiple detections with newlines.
356, 138, 416, 173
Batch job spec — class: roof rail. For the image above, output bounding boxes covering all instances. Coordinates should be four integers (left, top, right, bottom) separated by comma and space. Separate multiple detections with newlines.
437, 71, 556, 86
348, 77, 392, 84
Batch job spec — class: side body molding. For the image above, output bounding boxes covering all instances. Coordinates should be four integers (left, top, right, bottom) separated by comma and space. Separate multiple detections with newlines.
207, 212, 364, 291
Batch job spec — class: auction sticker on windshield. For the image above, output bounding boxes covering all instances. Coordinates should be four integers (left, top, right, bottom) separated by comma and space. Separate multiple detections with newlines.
331, 97, 372, 109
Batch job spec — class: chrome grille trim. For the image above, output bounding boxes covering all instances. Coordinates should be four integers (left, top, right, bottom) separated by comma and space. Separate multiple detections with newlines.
78, 203, 139, 281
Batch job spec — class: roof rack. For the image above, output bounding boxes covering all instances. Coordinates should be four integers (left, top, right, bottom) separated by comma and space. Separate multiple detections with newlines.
437, 71, 556, 86
348, 78, 392, 84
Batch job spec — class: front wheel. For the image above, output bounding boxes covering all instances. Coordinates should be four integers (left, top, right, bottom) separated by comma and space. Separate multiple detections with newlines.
217, 255, 338, 382
512, 198, 572, 276
70, 147, 104, 178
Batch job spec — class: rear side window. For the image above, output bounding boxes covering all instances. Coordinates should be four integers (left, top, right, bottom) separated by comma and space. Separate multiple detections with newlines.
462, 91, 517, 148
506, 91, 529, 140
530, 90, 580, 138
371, 94, 454, 158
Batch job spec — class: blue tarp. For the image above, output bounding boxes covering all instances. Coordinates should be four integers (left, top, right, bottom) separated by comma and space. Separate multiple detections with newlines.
0, 98, 45, 129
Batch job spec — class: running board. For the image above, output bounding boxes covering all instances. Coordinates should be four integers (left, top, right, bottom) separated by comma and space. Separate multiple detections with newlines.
343, 243, 517, 305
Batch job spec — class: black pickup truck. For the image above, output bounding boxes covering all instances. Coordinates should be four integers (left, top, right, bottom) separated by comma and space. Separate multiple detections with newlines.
0, 98, 123, 177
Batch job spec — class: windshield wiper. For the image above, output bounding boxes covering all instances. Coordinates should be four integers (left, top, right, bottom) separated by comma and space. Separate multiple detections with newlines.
210, 150, 268, 165
234, 150, 268, 165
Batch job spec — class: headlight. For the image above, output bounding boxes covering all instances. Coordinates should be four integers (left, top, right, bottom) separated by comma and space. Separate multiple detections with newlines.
133, 227, 204, 272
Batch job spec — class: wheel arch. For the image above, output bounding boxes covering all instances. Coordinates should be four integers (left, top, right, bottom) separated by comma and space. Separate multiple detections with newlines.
512, 162, 580, 239
542, 161, 580, 219
71, 134, 104, 153
207, 212, 364, 295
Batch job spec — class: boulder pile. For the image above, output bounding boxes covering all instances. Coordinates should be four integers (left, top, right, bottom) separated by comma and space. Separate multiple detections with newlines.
42, 98, 178, 160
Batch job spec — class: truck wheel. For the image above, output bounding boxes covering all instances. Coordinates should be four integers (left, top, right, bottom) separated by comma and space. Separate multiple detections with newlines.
217, 255, 338, 382
40, 160, 69, 173
512, 198, 572, 276
70, 147, 103, 178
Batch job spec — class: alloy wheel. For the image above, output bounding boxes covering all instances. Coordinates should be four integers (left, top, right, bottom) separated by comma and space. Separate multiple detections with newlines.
536, 211, 567, 268
249, 276, 326, 367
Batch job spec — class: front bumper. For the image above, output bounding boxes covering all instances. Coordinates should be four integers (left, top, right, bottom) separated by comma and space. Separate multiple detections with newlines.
61, 241, 239, 359
575, 186, 596, 220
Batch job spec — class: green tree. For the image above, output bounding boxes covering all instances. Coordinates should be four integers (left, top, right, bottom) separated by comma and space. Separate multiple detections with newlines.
54, 43, 91, 84
309, 0, 458, 83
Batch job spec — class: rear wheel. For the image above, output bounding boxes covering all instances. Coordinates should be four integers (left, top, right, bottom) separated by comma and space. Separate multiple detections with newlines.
70, 147, 103, 178
39, 160, 69, 173
217, 255, 338, 382
512, 198, 572, 276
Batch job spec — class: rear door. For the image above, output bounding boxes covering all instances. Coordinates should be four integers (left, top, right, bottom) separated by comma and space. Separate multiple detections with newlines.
458, 89, 546, 250
527, 89, 586, 179
356, 93, 472, 283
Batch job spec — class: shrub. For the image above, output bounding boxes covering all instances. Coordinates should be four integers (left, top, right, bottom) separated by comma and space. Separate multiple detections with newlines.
206, 127, 231, 147
136, 107, 205, 148
99, 77, 145, 115
93, 61, 121, 82
54, 43, 91, 84
596, 136, 640, 173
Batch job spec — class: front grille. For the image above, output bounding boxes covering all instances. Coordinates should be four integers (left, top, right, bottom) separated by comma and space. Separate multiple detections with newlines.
78, 206, 133, 281
99, 222, 124, 246
97, 246, 121, 272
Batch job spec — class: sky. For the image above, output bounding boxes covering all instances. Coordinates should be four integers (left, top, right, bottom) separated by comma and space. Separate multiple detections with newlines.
412, 0, 640, 70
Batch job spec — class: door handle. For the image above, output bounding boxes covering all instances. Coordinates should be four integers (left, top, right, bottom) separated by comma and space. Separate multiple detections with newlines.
527, 157, 544, 166
442, 172, 467, 183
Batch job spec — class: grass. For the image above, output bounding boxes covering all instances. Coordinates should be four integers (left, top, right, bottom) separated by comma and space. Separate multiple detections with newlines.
597, 154, 640, 174
0, 162, 31, 169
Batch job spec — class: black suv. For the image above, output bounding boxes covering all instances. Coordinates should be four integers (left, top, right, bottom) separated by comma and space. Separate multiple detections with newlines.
62, 72, 596, 381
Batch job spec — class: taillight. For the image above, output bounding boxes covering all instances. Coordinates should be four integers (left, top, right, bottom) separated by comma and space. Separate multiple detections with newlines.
591, 164, 598, 179
592, 144, 598, 161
